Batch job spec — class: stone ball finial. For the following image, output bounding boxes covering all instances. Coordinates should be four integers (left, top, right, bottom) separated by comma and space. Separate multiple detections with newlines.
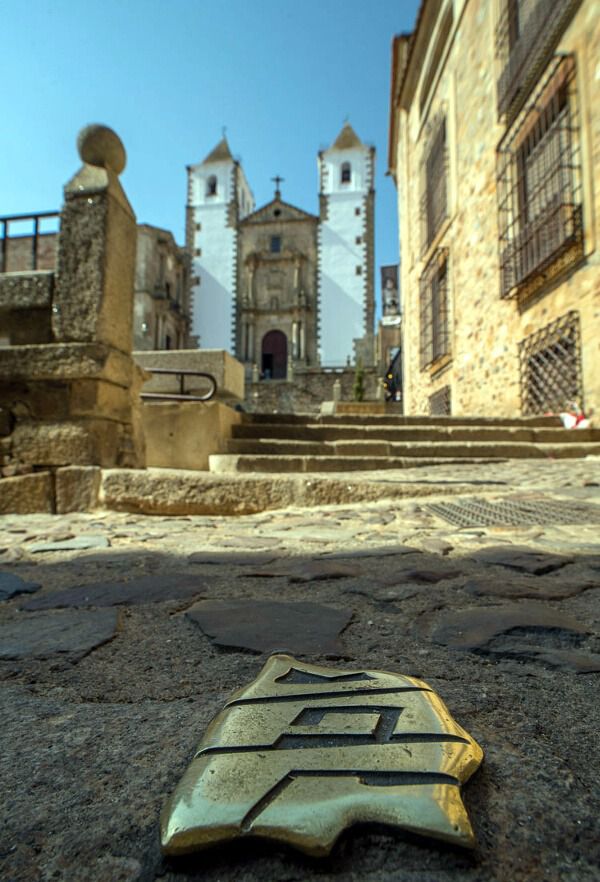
77, 124, 126, 175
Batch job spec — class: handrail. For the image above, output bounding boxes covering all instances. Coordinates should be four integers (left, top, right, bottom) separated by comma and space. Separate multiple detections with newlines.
140, 367, 217, 402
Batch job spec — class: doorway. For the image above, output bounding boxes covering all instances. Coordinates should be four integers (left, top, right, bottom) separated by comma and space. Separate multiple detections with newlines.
261, 330, 287, 379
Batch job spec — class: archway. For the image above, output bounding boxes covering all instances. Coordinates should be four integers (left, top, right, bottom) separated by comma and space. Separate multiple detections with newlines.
261, 330, 287, 379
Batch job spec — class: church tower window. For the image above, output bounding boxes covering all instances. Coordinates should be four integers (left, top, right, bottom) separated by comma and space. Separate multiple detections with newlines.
341, 162, 352, 183
206, 176, 217, 197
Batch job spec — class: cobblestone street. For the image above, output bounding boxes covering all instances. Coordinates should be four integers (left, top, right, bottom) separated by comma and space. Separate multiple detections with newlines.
1, 458, 599, 881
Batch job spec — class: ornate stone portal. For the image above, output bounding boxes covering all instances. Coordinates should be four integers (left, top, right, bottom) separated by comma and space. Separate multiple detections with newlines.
161, 654, 483, 856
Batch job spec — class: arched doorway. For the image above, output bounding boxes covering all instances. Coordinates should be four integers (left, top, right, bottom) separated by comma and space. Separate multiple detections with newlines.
261, 330, 287, 379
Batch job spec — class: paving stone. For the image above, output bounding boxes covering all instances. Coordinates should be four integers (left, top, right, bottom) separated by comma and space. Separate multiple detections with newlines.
187, 551, 279, 566
464, 577, 595, 600
243, 559, 358, 582
429, 604, 589, 652
0, 571, 41, 601
320, 544, 421, 560
217, 536, 281, 549
21, 573, 207, 610
381, 567, 463, 586
469, 545, 573, 574
186, 599, 352, 654
27, 535, 111, 553
417, 537, 454, 555
0, 608, 118, 658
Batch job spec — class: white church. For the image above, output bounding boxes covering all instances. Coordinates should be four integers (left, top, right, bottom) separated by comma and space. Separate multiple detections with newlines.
186, 123, 375, 369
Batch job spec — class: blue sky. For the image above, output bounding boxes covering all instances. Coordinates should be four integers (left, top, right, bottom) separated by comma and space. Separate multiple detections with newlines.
1, 0, 419, 311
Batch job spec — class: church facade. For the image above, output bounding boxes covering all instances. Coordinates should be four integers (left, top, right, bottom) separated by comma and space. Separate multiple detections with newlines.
186, 124, 375, 378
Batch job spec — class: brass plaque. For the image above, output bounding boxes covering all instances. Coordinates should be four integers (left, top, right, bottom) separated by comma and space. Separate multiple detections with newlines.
161, 654, 483, 856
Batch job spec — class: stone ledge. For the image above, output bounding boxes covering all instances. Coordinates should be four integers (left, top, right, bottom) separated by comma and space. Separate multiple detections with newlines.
0, 343, 138, 388
0, 471, 54, 513
0, 272, 54, 310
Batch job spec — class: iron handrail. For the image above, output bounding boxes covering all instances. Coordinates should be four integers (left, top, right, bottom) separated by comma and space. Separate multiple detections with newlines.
140, 367, 217, 402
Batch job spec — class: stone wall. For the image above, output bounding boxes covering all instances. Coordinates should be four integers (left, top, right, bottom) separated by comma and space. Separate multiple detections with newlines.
0, 125, 146, 511
391, 0, 600, 418
245, 366, 380, 413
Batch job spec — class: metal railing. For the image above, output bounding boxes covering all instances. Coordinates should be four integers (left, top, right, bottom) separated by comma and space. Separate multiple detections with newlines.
140, 367, 217, 402
496, 0, 582, 121
0, 211, 60, 273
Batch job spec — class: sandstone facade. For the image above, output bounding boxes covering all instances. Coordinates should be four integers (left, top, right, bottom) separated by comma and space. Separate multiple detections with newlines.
389, 0, 599, 417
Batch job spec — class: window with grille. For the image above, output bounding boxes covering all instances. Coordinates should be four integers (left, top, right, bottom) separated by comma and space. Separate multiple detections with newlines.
206, 176, 217, 197
496, 0, 582, 121
341, 162, 352, 184
420, 248, 450, 370
429, 385, 451, 416
497, 55, 582, 299
270, 235, 281, 253
420, 114, 448, 254
518, 310, 582, 414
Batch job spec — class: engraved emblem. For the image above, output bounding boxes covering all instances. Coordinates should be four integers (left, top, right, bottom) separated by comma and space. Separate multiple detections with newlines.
160, 654, 483, 856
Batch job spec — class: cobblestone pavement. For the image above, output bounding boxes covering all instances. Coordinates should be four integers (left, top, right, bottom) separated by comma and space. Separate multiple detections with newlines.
1, 459, 599, 882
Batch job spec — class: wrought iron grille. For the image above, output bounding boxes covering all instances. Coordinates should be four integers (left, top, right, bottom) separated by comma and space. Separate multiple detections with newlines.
420, 114, 448, 255
496, 0, 582, 121
426, 495, 600, 528
518, 310, 582, 415
420, 248, 450, 370
497, 55, 582, 299
0, 212, 59, 273
429, 385, 451, 416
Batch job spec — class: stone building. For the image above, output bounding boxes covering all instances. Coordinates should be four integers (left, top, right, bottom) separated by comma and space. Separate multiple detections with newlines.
0, 219, 192, 352
235, 184, 319, 379
134, 224, 192, 351
389, 0, 599, 417
187, 124, 376, 372
186, 138, 255, 352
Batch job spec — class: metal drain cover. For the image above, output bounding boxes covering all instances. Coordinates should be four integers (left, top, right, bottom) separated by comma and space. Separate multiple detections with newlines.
426, 496, 600, 528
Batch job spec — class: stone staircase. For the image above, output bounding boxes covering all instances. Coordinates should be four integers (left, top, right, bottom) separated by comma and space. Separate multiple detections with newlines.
209, 412, 600, 473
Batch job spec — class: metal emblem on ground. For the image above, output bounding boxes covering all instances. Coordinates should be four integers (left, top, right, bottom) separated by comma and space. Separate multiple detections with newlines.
160, 654, 483, 856
426, 496, 600, 528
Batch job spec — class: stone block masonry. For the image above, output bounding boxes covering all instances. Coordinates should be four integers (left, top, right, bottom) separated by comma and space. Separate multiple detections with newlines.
0, 124, 146, 512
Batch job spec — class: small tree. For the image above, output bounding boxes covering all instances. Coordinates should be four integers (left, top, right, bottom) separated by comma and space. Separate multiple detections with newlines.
353, 359, 365, 402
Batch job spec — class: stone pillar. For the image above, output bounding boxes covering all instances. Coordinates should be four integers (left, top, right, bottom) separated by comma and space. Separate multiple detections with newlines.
53, 125, 136, 351
292, 321, 298, 358
333, 379, 342, 402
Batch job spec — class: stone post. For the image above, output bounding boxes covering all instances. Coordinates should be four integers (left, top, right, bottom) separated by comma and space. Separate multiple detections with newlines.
333, 378, 342, 402
53, 125, 135, 349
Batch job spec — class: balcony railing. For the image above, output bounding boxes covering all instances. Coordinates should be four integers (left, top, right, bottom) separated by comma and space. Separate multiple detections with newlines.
0, 211, 60, 273
496, 0, 582, 120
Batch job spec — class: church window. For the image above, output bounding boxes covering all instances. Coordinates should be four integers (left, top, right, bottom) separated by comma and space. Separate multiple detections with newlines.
270, 235, 282, 253
195, 223, 201, 231
355, 236, 362, 245
195, 248, 202, 257
355, 265, 362, 275
206, 176, 217, 197
355, 207, 361, 216
274, 209, 281, 217
341, 162, 352, 183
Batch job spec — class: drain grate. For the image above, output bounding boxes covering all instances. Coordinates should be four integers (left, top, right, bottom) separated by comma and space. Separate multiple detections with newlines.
426, 496, 600, 528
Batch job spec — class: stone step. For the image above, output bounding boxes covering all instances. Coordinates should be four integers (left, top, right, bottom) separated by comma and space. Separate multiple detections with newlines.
210, 442, 600, 473
209, 454, 509, 474
225, 438, 600, 459
231, 424, 599, 444
243, 412, 563, 428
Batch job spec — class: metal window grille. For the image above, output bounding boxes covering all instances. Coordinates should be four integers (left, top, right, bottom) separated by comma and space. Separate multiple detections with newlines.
496, 0, 582, 121
429, 385, 451, 416
497, 55, 582, 300
518, 310, 582, 415
420, 248, 450, 370
0, 212, 59, 273
420, 114, 448, 254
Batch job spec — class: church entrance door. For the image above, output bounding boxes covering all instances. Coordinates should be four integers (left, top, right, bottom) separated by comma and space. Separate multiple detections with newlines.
262, 330, 287, 379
